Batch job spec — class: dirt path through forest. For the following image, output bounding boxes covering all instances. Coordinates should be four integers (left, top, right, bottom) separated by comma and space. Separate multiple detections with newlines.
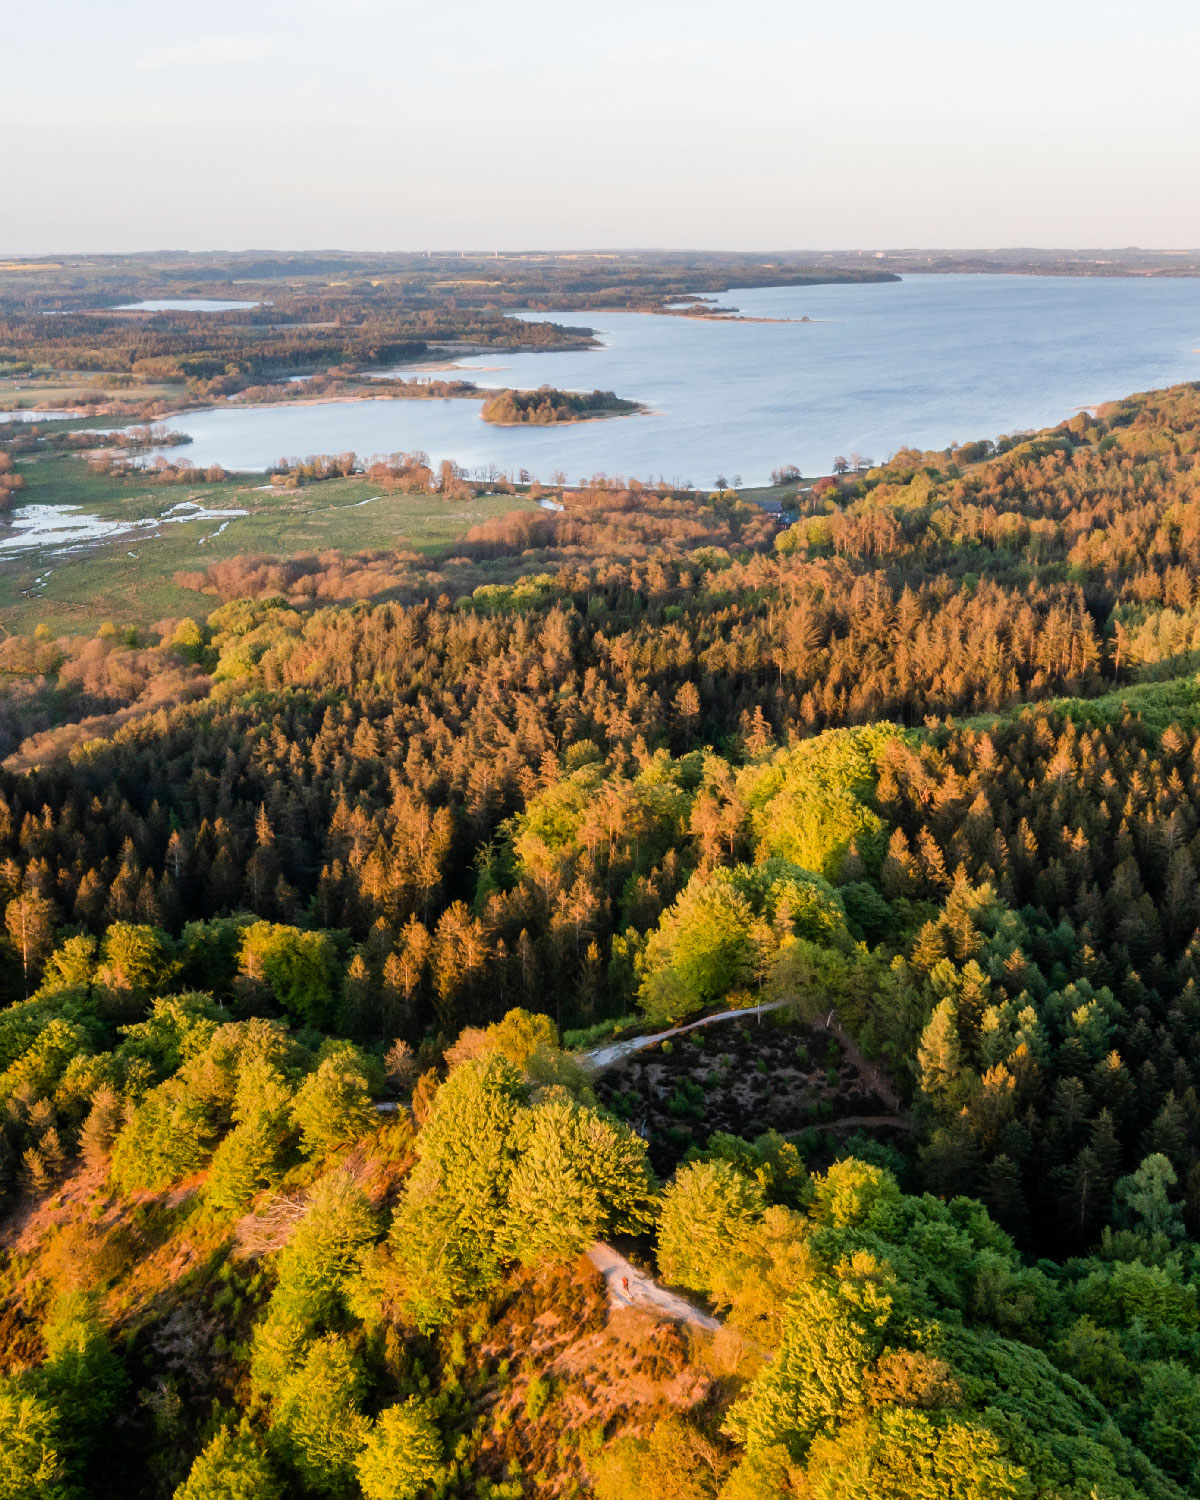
813, 1009, 904, 1114
586, 1241, 721, 1330
582, 1000, 791, 1071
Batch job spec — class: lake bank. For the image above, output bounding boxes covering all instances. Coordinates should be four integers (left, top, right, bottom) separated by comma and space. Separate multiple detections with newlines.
132, 275, 1200, 486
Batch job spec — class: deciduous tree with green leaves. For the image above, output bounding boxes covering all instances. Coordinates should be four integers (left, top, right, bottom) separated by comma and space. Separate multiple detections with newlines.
173, 1424, 282, 1500
355, 1398, 443, 1500
0, 1385, 69, 1500
271, 1334, 369, 1494
657, 1158, 767, 1293
502, 1092, 656, 1263
290, 1044, 375, 1159
238, 922, 339, 1027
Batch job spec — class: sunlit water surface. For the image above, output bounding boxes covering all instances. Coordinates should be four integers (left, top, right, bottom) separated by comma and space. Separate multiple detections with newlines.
113, 299, 266, 312
131, 274, 1200, 486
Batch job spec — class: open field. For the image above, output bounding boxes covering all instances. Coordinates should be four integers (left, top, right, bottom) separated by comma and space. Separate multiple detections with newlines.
736, 479, 805, 509
0, 455, 534, 635
0, 373, 184, 411
0, 447, 796, 638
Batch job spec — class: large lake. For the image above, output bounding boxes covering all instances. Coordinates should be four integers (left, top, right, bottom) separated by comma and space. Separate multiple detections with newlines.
114, 298, 266, 312
144, 275, 1200, 486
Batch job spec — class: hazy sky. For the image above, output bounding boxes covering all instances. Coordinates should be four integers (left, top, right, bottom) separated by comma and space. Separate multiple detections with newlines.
7, 0, 1199, 253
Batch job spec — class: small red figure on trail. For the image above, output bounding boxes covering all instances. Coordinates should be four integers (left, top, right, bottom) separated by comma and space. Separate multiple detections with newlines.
621, 1276, 630, 1295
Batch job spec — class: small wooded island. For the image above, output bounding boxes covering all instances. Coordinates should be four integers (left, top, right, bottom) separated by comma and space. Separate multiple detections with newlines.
480, 385, 642, 425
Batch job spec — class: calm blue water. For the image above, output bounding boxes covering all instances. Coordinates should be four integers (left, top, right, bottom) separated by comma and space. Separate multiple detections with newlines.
143, 276, 1200, 486
115, 299, 265, 312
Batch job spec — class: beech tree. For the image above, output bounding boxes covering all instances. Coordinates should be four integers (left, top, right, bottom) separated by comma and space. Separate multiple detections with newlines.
389, 1056, 527, 1327
173, 1425, 282, 1500
0, 1386, 69, 1500
109, 1076, 217, 1191
206, 1060, 293, 1213
638, 861, 843, 1024
271, 1335, 368, 1493
355, 1399, 443, 1500
503, 1093, 656, 1263
238, 922, 339, 1027
657, 1159, 767, 1293
290, 1045, 375, 1158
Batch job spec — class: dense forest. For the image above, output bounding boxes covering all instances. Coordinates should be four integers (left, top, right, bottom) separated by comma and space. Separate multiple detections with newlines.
5, 383, 1200, 1496
0, 250, 897, 318
480, 388, 641, 425
0, 302, 585, 403
0, 251, 894, 412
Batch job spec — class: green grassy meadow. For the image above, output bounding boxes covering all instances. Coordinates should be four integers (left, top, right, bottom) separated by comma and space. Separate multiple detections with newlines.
0, 455, 533, 635
957, 670, 1200, 741
0, 373, 184, 413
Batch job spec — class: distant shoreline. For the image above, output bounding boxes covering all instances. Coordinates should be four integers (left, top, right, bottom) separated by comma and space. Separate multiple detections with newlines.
131, 387, 651, 428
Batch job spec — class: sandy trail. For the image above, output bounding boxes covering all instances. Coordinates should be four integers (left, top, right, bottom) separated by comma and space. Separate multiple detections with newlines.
581, 998, 903, 1119
587, 1241, 720, 1330
582, 1000, 790, 1071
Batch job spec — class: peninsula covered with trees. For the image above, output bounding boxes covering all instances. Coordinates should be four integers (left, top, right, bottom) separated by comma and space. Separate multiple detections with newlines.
5, 379, 1200, 1496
